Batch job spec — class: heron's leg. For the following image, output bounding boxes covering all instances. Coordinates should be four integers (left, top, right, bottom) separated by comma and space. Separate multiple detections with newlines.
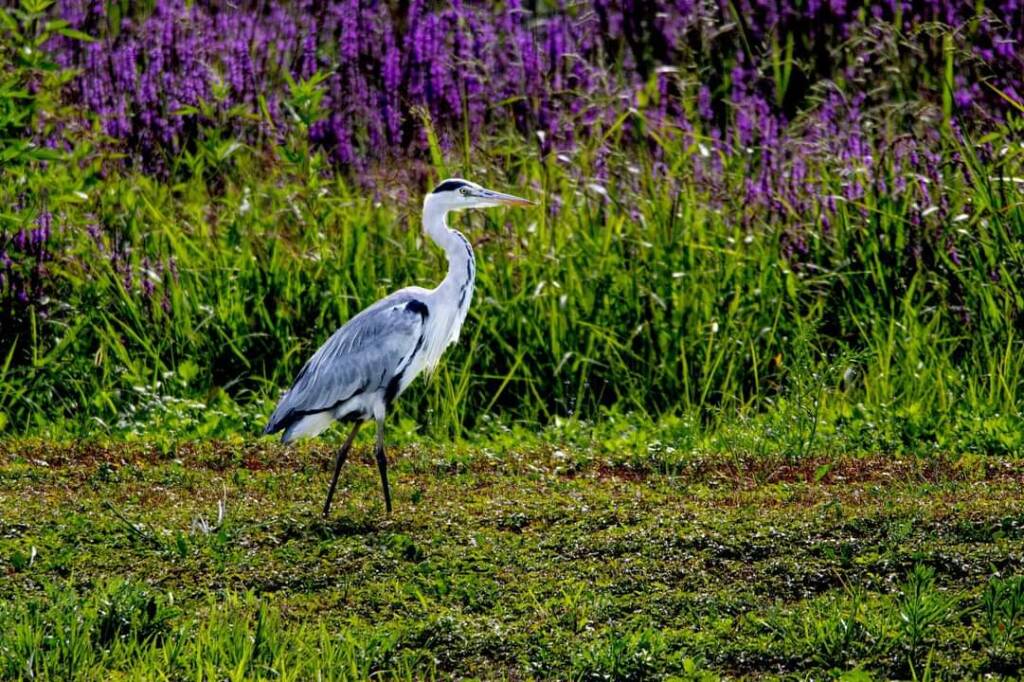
323, 421, 362, 518
374, 416, 392, 513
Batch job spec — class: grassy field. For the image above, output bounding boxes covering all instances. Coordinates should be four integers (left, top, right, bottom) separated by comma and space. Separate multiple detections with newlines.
3, 3, 1024, 679
3, 437, 1024, 680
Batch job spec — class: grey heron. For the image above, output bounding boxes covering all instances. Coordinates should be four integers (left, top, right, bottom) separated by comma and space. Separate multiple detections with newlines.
264, 179, 535, 516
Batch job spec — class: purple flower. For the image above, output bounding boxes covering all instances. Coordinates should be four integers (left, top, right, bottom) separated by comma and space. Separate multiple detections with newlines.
949, 245, 962, 266
698, 85, 712, 120
31, 0, 1024, 179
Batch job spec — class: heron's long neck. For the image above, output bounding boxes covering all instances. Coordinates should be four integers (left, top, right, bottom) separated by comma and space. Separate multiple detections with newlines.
423, 203, 476, 309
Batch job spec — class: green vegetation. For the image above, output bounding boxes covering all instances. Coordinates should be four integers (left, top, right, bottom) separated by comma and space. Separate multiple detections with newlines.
3, 2, 1024, 679
3, 103, 1024, 450
1, 3, 1022, 447
2, 438, 1023, 679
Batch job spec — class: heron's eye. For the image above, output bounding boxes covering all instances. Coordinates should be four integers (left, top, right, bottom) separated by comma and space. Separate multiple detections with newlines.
459, 188, 470, 197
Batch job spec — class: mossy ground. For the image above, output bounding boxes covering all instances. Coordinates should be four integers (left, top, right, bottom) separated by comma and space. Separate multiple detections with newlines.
2, 439, 1023, 680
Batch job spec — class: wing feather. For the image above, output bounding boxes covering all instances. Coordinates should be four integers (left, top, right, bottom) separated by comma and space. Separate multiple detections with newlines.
264, 290, 429, 436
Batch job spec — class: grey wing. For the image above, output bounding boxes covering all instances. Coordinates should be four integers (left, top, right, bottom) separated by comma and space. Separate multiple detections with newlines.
264, 293, 430, 438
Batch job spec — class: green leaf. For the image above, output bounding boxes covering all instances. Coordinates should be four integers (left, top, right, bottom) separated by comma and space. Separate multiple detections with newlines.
55, 26, 95, 42
813, 463, 832, 482
20, 0, 54, 15
178, 359, 199, 385
25, 146, 64, 162
984, 81, 1024, 114
10, 550, 28, 571
0, 10, 21, 35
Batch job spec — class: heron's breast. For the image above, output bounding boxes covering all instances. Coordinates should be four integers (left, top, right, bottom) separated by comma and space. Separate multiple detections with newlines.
410, 310, 462, 377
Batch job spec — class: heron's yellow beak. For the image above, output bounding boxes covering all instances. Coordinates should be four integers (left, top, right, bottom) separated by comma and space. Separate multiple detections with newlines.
498, 195, 537, 207
477, 188, 537, 207
501, 196, 536, 206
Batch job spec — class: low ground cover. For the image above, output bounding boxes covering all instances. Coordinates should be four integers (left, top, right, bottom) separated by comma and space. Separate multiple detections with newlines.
2, 438, 1022, 680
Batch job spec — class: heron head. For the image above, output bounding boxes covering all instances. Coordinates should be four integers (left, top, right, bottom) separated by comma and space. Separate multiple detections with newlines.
426, 178, 535, 211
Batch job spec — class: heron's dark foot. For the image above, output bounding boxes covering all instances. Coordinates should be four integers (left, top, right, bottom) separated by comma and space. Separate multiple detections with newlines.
322, 486, 338, 518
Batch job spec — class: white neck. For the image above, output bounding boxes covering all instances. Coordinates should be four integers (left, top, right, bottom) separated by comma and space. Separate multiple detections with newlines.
422, 200, 476, 299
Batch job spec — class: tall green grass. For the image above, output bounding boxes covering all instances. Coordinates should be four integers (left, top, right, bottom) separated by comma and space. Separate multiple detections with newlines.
1, 69, 1022, 450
